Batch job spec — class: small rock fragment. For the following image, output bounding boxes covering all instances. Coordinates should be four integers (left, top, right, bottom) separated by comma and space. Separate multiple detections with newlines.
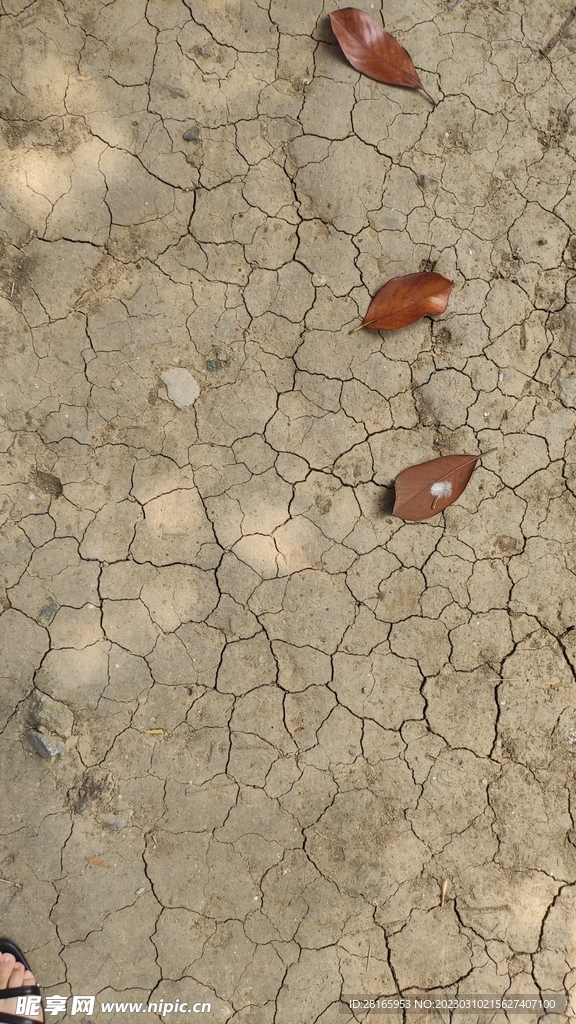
160, 367, 200, 408
183, 128, 202, 141
32, 470, 63, 497
27, 730, 65, 758
28, 690, 73, 738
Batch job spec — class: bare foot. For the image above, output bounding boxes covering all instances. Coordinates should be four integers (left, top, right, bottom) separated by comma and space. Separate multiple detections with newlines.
0, 953, 42, 1021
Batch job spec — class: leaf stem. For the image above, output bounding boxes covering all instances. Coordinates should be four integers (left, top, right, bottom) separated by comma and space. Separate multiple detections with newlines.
420, 85, 436, 107
352, 319, 377, 333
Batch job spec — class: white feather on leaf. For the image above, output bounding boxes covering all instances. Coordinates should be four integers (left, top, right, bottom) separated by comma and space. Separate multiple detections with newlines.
430, 480, 452, 499
393, 454, 482, 520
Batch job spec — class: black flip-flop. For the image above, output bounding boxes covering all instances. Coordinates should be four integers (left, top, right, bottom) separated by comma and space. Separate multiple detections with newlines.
0, 940, 44, 1024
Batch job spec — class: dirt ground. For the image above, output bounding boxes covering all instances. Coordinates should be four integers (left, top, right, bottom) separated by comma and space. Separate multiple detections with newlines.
1, 0, 576, 1021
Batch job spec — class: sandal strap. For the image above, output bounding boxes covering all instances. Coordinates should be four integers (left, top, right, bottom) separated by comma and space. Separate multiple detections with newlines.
0, 1013, 41, 1024
0, 988, 40, 1000
0, 943, 30, 975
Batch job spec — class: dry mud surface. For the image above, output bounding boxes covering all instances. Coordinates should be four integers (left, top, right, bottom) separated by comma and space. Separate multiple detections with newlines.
1, 0, 576, 1021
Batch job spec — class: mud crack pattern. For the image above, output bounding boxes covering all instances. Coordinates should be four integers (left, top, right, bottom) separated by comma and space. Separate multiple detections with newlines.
1, 0, 576, 1021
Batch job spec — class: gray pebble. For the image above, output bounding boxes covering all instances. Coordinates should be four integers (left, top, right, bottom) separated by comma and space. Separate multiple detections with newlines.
27, 730, 65, 758
183, 128, 202, 141
160, 367, 200, 408
28, 690, 73, 738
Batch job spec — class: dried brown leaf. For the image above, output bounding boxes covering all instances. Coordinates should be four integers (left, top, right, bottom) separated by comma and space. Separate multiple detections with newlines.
356, 272, 453, 331
329, 8, 434, 102
393, 454, 480, 521
86, 856, 111, 868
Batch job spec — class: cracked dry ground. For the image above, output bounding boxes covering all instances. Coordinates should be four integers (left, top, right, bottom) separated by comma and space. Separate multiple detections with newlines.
3, 0, 576, 1021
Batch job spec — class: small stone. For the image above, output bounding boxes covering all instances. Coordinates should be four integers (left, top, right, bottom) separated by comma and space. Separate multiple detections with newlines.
32, 470, 63, 498
27, 730, 66, 758
28, 690, 73, 738
160, 367, 200, 408
183, 128, 202, 141
205, 359, 218, 372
